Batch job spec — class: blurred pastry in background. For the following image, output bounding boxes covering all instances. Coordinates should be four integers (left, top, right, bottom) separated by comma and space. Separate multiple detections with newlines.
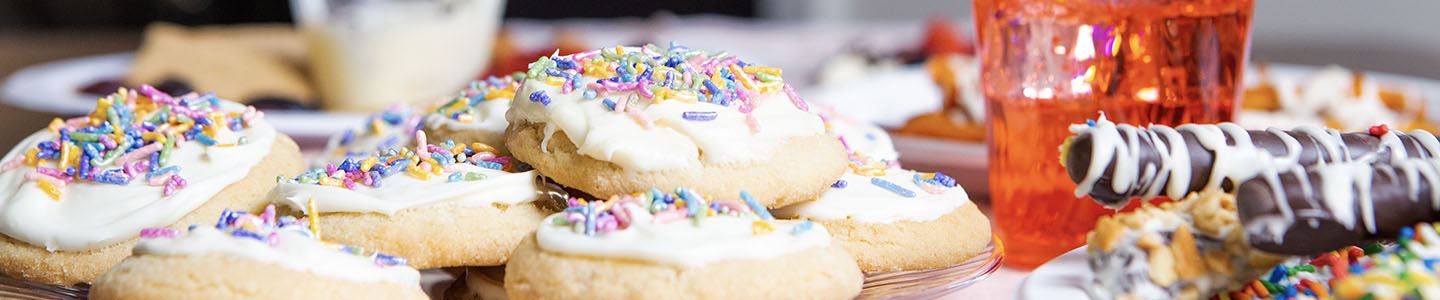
891, 53, 984, 141
1237, 64, 1434, 132
126, 23, 315, 109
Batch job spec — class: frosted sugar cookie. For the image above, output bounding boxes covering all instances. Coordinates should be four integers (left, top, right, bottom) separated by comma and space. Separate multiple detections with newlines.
424, 76, 520, 153
90, 205, 426, 299
505, 43, 847, 208
504, 188, 863, 299
0, 86, 302, 285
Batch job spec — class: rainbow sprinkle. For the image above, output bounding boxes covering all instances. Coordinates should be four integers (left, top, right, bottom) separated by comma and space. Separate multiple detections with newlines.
333, 105, 421, 158
140, 204, 408, 267
550, 188, 800, 237
7, 86, 262, 200
1236, 222, 1440, 300
284, 131, 526, 190
431, 76, 521, 124
522, 42, 801, 130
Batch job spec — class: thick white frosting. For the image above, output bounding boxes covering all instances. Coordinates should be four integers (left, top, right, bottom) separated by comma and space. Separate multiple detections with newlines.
535, 203, 831, 267
272, 167, 537, 215
135, 225, 420, 284
773, 168, 969, 223
0, 107, 277, 251
821, 107, 899, 162
506, 77, 828, 171
424, 99, 509, 144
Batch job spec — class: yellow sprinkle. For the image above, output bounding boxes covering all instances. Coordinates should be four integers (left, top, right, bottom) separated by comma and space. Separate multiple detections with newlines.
449, 144, 466, 156
752, 220, 775, 235
407, 164, 431, 180
743, 66, 782, 76
23, 148, 38, 166
456, 114, 475, 123
318, 177, 340, 186
614, 45, 625, 55
730, 65, 757, 91
370, 119, 385, 135
307, 198, 322, 241
37, 179, 61, 201
59, 143, 79, 170
213, 143, 236, 148
470, 143, 497, 154
545, 76, 566, 86
757, 82, 782, 94
47, 118, 64, 133
360, 157, 378, 172
142, 132, 167, 144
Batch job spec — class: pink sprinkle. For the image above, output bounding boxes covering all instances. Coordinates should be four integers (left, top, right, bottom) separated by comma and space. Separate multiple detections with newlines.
837, 136, 853, 152
636, 81, 655, 99
116, 143, 163, 165
0, 159, 23, 171
325, 164, 338, 175
918, 184, 947, 195
261, 205, 276, 225
469, 152, 495, 163
597, 214, 617, 232
25, 172, 65, 188
783, 84, 809, 112
561, 79, 575, 94
267, 232, 280, 247
627, 110, 653, 128
487, 156, 511, 165
65, 117, 89, 128
35, 166, 67, 179
574, 49, 600, 60
149, 173, 172, 186
566, 213, 585, 224
99, 135, 116, 149
652, 209, 687, 224
745, 113, 761, 133
615, 96, 629, 113
716, 201, 752, 214
415, 131, 430, 158
171, 174, 187, 188
612, 205, 632, 228
343, 178, 357, 190
139, 228, 179, 239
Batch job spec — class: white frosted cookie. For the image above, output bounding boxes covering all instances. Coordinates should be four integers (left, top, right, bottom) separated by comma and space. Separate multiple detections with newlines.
505, 189, 863, 300
424, 76, 520, 153
504, 44, 847, 208
818, 105, 899, 163
0, 87, 302, 285
90, 205, 426, 299
774, 166, 990, 273
316, 104, 422, 167
273, 131, 546, 268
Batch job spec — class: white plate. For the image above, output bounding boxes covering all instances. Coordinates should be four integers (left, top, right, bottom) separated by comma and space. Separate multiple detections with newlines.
0, 52, 367, 145
1016, 246, 1090, 300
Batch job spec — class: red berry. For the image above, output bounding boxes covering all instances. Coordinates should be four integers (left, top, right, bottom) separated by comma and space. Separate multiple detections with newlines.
1369, 124, 1390, 136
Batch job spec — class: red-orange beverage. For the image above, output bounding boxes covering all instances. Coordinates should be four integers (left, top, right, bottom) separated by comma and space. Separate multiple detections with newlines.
974, 0, 1254, 268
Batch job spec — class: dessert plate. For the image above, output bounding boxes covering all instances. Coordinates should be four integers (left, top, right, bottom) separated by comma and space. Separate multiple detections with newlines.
859, 236, 1004, 299
1015, 246, 1090, 300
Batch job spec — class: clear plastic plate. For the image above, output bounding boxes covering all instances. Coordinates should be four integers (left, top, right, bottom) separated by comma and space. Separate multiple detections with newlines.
0, 275, 88, 300
858, 237, 1003, 299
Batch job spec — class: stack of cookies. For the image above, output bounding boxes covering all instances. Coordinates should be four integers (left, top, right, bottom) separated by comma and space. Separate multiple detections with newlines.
0, 43, 996, 299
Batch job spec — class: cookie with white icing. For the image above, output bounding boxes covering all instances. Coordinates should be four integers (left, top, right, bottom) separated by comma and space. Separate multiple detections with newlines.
504, 44, 848, 208
504, 189, 863, 300
316, 104, 422, 167
424, 76, 520, 154
0, 87, 303, 285
273, 131, 547, 268
90, 205, 426, 299
773, 167, 990, 273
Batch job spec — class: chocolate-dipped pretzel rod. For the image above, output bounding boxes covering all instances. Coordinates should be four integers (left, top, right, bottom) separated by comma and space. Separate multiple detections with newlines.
1062, 115, 1440, 207
1237, 157, 1440, 255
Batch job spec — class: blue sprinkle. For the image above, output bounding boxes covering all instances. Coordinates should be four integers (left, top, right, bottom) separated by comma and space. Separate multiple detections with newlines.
553, 58, 577, 70
831, 180, 847, 188
373, 253, 408, 266
1268, 266, 1288, 282
1401, 226, 1416, 240
791, 221, 813, 235
544, 67, 566, 77
529, 91, 551, 105
871, 177, 915, 198
231, 229, 265, 241
1086, 119, 1096, 127
740, 191, 774, 220
474, 161, 503, 170
681, 111, 717, 121
583, 89, 598, 100
703, 80, 721, 94
932, 172, 957, 187
195, 134, 217, 146
447, 173, 463, 182
602, 98, 617, 111
216, 209, 235, 228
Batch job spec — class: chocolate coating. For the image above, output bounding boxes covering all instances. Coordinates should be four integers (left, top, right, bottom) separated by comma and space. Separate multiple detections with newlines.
1236, 163, 1440, 255
1064, 126, 1427, 205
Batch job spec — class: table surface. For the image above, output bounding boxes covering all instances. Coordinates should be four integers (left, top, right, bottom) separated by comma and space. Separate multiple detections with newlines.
0, 27, 1035, 299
